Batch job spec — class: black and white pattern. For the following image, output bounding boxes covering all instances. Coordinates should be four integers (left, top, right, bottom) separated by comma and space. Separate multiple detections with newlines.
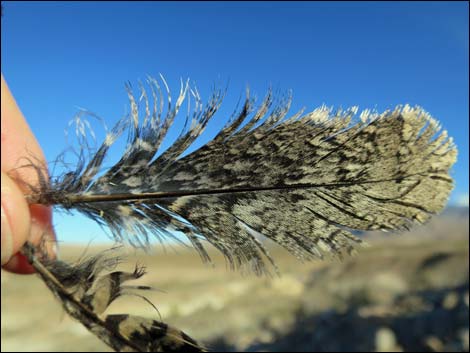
25, 76, 457, 275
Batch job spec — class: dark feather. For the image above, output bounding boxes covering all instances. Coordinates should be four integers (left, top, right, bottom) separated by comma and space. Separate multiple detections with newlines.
25, 76, 457, 275
21, 241, 205, 352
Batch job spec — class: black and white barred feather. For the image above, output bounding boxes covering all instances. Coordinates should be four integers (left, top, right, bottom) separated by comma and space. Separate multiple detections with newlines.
26, 76, 457, 275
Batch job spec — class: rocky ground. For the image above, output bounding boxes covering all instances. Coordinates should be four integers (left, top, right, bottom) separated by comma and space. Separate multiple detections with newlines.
1, 208, 468, 352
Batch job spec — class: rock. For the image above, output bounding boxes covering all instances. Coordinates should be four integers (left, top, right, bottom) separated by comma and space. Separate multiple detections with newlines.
358, 305, 395, 318
442, 291, 459, 310
459, 328, 469, 351
424, 336, 444, 352
271, 275, 304, 297
375, 327, 402, 352
368, 272, 408, 305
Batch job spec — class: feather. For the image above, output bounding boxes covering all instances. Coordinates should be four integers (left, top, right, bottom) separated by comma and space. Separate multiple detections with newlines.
24, 76, 457, 275
21, 241, 205, 352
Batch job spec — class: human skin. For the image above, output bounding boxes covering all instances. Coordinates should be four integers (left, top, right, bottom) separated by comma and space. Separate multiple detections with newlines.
1, 74, 56, 274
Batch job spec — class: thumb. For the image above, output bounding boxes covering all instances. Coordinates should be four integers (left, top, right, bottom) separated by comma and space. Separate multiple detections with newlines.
1, 171, 31, 265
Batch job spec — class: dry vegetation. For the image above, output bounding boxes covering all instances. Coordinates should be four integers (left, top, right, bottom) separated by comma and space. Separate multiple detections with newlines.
1, 208, 468, 352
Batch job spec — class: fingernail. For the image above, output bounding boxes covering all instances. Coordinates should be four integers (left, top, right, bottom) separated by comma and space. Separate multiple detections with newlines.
1, 204, 13, 265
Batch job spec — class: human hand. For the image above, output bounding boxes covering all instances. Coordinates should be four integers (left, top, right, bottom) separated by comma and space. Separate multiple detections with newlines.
1, 74, 57, 273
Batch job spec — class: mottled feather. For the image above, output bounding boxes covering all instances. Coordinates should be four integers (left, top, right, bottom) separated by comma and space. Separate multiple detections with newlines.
21, 242, 205, 352
26, 77, 457, 275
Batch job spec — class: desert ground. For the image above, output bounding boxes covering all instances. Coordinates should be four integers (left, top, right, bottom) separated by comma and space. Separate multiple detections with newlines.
1, 208, 468, 352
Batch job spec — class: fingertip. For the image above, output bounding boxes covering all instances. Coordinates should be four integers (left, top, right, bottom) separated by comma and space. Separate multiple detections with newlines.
1, 252, 36, 274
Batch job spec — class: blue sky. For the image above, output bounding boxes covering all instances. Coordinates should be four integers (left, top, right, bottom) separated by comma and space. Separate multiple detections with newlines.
2, 1, 468, 244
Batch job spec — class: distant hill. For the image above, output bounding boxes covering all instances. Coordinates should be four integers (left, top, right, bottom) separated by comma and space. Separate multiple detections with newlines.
442, 205, 469, 219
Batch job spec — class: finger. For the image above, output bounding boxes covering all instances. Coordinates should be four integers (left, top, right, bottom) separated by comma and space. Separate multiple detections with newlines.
1, 75, 57, 273
2, 203, 57, 274
1, 171, 31, 265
